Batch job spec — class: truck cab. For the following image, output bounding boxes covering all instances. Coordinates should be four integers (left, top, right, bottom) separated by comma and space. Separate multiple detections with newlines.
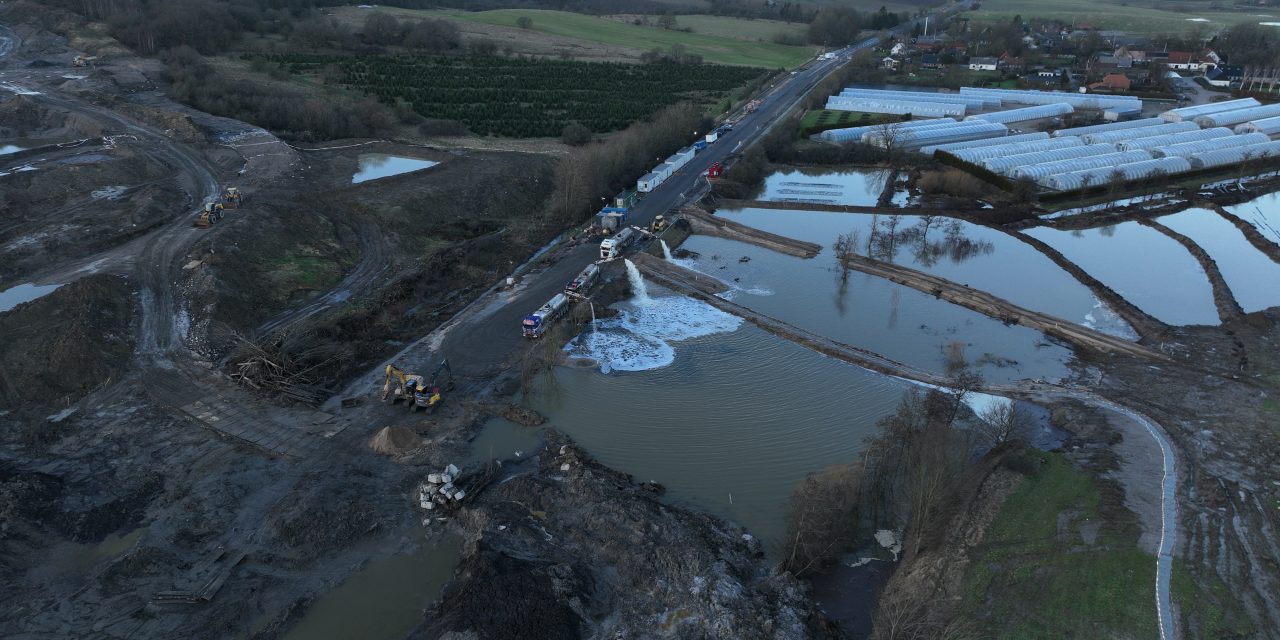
599, 227, 637, 260
522, 293, 569, 338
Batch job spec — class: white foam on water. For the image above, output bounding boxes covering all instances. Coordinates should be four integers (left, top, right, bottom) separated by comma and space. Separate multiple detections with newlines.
1083, 297, 1140, 341
668, 255, 775, 298
0, 83, 40, 95
660, 240, 674, 261
567, 294, 742, 373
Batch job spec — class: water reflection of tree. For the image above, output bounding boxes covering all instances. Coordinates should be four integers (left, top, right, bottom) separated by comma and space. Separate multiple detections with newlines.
864, 216, 995, 266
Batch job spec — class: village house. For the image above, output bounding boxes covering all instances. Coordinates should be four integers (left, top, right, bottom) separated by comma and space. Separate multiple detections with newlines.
969, 56, 997, 71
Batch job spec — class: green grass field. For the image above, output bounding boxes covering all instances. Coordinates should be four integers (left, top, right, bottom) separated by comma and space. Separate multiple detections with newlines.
429, 9, 817, 67
960, 453, 1159, 638
969, 0, 1272, 34
600, 13, 808, 42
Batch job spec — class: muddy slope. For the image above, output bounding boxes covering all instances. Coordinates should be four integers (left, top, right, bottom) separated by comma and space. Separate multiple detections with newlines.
417, 433, 839, 640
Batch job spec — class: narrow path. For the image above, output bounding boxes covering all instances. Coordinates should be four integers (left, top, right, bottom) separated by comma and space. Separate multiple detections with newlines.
1140, 219, 1245, 324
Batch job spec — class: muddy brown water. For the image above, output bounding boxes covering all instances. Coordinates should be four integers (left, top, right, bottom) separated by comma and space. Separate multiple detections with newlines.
351, 154, 439, 184
282, 532, 461, 640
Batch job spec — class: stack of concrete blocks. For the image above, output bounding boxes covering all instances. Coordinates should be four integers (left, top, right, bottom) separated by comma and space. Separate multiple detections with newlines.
419, 463, 465, 511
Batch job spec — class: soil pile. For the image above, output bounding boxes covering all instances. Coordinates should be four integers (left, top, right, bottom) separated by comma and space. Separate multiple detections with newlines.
368, 425, 420, 455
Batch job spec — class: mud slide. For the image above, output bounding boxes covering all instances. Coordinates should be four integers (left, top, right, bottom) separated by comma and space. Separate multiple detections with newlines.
678, 207, 821, 258
838, 253, 1172, 362
1006, 231, 1170, 341
1140, 219, 1245, 324
1211, 204, 1280, 265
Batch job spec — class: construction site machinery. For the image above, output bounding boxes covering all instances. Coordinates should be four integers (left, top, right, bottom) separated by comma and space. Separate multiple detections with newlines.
707, 162, 725, 178
412, 359, 455, 413
222, 187, 242, 208
72, 55, 97, 67
193, 201, 225, 228
599, 226, 638, 260
383, 364, 425, 404
650, 215, 669, 233
522, 293, 570, 338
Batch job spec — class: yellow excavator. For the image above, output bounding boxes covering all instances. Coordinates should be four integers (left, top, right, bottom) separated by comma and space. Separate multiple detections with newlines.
72, 54, 98, 67
193, 201, 224, 228
222, 187, 242, 208
650, 215, 669, 233
383, 360, 454, 413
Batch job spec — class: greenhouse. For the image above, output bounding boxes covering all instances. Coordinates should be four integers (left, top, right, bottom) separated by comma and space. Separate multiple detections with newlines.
966, 103, 1074, 125
919, 131, 1049, 156
1150, 133, 1271, 158
864, 121, 1008, 150
1046, 157, 1193, 191
1051, 117, 1164, 138
1160, 98, 1260, 123
1187, 140, 1280, 169
825, 96, 967, 117
837, 89, 992, 110
958, 87, 1139, 110
948, 136, 1082, 164
980, 144, 1118, 174
816, 118, 957, 143
1233, 115, 1280, 136
1115, 128, 1233, 151
1078, 122, 1199, 145
1010, 150, 1154, 182
1194, 104, 1280, 128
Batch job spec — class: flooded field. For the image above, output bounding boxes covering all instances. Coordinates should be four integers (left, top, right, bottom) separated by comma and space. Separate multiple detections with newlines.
716, 207, 1132, 337
283, 533, 461, 640
1158, 208, 1280, 313
1023, 222, 1220, 326
674, 234, 1073, 383
352, 154, 439, 184
0, 282, 61, 312
464, 417, 542, 465
540, 303, 908, 549
1226, 192, 1280, 244
757, 168, 891, 207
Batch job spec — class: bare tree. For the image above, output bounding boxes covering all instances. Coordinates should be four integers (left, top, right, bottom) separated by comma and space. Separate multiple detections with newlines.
833, 229, 861, 281
780, 464, 862, 576
872, 121, 906, 163
976, 400, 1032, 446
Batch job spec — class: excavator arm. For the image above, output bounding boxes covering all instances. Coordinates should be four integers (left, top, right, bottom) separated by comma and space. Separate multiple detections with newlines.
382, 364, 408, 401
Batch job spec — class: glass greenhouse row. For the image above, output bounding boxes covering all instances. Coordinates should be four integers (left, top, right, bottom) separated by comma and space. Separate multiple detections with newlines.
1194, 103, 1280, 129
1052, 117, 1164, 138
1187, 140, 1280, 169
864, 121, 1008, 150
1234, 116, 1280, 136
980, 143, 1120, 174
1011, 150, 1154, 182
837, 88, 992, 110
816, 117, 957, 143
1078, 121, 1199, 145
947, 136, 1082, 164
1160, 97, 1261, 122
825, 96, 967, 117
919, 131, 1049, 156
1115, 128, 1233, 151
1046, 157, 1193, 191
1151, 133, 1271, 158
958, 87, 1140, 110
966, 103, 1074, 124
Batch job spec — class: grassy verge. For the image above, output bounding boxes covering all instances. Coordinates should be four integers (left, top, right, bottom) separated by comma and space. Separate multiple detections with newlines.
959, 453, 1158, 638
1171, 560, 1257, 637
600, 14, 808, 42
426, 9, 815, 67
968, 0, 1263, 34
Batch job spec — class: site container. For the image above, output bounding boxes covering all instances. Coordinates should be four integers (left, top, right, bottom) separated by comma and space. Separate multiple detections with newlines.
1194, 103, 1280, 128
980, 143, 1118, 174
1079, 121, 1199, 145
1011, 150, 1154, 181
1150, 133, 1271, 158
636, 172, 662, 193
1187, 140, 1280, 169
825, 96, 967, 117
1160, 97, 1261, 123
1046, 157, 1193, 191
966, 103, 1074, 125
1114, 128, 1232, 151
949, 136, 1081, 164
1052, 117, 1164, 138
919, 131, 1049, 156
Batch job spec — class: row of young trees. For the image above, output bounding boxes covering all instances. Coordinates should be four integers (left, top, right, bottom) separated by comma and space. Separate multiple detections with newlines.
808, 6, 908, 47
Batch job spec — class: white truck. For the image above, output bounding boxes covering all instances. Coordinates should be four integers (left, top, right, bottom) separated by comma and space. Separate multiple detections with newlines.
600, 226, 638, 260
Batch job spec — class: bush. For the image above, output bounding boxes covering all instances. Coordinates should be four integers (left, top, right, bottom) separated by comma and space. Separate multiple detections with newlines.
516, 15, 533, 29
418, 119, 470, 137
917, 169, 993, 198
560, 122, 593, 146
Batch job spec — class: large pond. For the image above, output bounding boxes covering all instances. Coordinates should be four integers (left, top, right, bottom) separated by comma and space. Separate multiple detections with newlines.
1023, 221, 1220, 326
671, 233, 1073, 383
1157, 208, 1280, 313
757, 168, 892, 207
352, 154, 439, 184
717, 207, 1135, 339
283, 532, 460, 640
1226, 191, 1280, 245
538, 291, 908, 549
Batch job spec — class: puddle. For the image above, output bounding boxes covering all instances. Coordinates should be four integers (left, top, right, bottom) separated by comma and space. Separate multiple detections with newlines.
465, 417, 542, 465
758, 168, 891, 207
351, 154, 439, 184
1158, 208, 1280, 313
538, 320, 908, 550
0, 282, 61, 312
0, 143, 24, 155
283, 532, 461, 640
1226, 191, 1280, 245
717, 207, 1124, 336
1023, 222, 1220, 326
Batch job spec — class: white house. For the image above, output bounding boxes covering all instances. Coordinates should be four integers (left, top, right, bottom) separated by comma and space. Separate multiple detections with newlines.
890, 42, 909, 56
969, 56, 998, 71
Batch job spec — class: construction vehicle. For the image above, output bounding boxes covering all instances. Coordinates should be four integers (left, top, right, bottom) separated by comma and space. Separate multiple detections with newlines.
707, 162, 725, 178
523, 293, 570, 338
565, 263, 600, 297
193, 201, 224, 228
72, 55, 98, 67
599, 227, 638, 260
383, 360, 455, 412
650, 215, 669, 233
222, 187, 242, 208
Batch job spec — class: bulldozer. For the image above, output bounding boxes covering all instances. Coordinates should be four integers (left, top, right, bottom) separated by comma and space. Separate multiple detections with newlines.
382, 360, 455, 413
193, 201, 224, 228
222, 187, 242, 208
72, 54, 98, 67
650, 215, 669, 233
